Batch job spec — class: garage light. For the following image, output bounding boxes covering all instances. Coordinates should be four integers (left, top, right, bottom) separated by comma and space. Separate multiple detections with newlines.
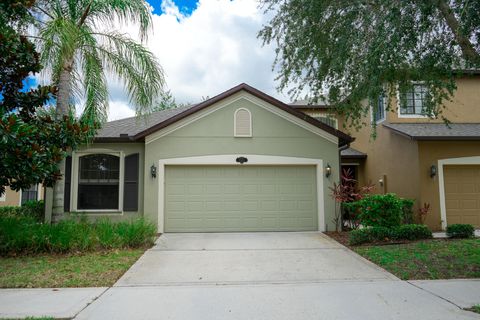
151, 164, 157, 178
325, 164, 332, 178
430, 165, 437, 178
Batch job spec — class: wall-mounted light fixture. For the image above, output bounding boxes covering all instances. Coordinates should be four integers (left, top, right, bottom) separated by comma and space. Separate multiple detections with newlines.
430, 165, 437, 178
236, 156, 248, 164
150, 164, 157, 178
325, 164, 332, 178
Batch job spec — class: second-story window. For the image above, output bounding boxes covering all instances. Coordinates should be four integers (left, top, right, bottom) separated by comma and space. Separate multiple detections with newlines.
399, 84, 428, 116
373, 94, 386, 123
316, 116, 338, 129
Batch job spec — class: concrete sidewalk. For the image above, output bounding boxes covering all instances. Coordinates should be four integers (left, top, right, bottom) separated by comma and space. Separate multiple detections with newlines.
0, 287, 107, 319
75, 281, 480, 320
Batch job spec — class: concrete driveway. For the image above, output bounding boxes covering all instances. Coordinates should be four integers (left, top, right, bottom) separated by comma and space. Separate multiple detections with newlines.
76, 232, 480, 320
115, 232, 395, 286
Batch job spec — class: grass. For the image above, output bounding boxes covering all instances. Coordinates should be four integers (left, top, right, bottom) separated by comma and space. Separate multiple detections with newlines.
0, 216, 157, 255
466, 305, 480, 314
353, 239, 480, 280
0, 249, 145, 288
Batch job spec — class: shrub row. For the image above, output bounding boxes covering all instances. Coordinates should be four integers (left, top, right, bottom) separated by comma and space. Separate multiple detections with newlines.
446, 224, 475, 238
0, 200, 45, 222
349, 224, 433, 245
345, 194, 414, 228
0, 215, 157, 255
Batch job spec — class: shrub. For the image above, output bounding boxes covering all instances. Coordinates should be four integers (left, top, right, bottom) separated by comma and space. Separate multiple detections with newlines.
0, 200, 44, 222
349, 229, 372, 245
446, 224, 475, 238
0, 216, 157, 255
349, 224, 433, 245
393, 224, 432, 240
354, 193, 403, 228
400, 199, 415, 224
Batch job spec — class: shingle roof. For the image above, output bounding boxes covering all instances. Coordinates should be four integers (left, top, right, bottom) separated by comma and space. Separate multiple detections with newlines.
96, 105, 194, 140
383, 123, 480, 140
289, 98, 330, 109
341, 147, 367, 159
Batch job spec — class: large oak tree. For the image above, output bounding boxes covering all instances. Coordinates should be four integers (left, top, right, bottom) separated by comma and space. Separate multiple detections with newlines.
259, 0, 480, 128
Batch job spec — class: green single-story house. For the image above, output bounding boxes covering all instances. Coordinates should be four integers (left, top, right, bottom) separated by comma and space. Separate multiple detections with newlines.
45, 84, 353, 232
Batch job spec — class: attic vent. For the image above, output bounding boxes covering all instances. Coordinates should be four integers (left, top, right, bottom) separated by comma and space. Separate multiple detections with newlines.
234, 108, 252, 137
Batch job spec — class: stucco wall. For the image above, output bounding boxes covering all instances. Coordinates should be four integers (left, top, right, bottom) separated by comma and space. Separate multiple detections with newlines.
0, 188, 21, 207
387, 77, 480, 124
418, 141, 480, 230
144, 92, 341, 231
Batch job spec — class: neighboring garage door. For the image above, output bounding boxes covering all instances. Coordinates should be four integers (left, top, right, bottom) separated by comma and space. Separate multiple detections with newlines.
444, 165, 480, 227
164, 165, 318, 232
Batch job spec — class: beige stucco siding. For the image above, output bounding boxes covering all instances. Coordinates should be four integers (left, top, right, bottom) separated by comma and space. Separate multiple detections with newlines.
66, 143, 145, 222
387, 77, 480, 124
144, 93, 341, 231
0, 188, 21, 207
418, 141, 480, 230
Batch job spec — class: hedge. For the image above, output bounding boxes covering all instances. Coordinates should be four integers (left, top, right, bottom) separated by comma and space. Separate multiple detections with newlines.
349, 224, 433, 245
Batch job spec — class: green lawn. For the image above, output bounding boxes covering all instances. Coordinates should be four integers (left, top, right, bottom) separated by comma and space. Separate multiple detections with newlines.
0, 249, 145, 288
354, 239, 480, 280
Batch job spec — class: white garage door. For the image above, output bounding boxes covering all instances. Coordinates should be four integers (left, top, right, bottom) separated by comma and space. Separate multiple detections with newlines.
164, 165, 318, 232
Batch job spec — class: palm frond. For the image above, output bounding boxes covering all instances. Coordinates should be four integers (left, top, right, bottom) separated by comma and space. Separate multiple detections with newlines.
91, 31, 164, 115
87, 0, 152, 41
81, 49, 109, 126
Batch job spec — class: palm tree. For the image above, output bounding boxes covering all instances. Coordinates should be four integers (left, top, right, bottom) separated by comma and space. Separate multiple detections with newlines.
32, 0, 165, 218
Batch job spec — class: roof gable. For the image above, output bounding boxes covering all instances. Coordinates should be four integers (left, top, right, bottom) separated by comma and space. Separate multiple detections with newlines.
96, 83, 353, 146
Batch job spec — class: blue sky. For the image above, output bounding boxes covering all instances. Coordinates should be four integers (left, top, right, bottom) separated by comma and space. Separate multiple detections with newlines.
147, 0, 198, 15
102, 0, 282, 120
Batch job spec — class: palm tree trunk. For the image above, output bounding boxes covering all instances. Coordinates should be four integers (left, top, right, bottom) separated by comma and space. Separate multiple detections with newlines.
52, 59, 73, 221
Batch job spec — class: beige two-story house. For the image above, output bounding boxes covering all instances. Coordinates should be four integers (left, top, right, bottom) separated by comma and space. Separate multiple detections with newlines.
293, 73, 480, 231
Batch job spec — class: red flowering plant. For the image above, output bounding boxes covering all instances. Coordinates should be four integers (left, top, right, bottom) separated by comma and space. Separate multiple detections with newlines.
330, 168, 374, 232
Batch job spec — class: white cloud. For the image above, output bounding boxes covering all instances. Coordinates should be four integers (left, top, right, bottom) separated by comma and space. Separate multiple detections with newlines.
106, 0, 285, 120
108, 100, 136, 121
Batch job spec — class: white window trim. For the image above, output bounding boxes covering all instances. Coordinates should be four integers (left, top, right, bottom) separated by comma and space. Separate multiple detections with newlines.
371, 95, 386, 124
438, 156, 480, 230
234, 107, 252, 137
157, 154, 326, 233
70, 149, 125, 213
396, 83, 430, 119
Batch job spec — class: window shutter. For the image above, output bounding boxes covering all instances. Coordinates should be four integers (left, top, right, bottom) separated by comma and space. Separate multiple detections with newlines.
123, 153, 139, 211
64, 156, 72, 212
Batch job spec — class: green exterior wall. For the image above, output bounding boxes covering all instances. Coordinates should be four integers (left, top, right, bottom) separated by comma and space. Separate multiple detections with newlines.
144, 93, 341, 231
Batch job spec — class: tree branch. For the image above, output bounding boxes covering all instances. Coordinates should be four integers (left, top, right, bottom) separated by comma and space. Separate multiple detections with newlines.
78, 0, 95, 27
436, 0, 480, 65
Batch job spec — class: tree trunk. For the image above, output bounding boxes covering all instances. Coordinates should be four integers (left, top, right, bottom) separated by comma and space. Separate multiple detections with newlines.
52, 59, 74, 221
436, 0, 480, 66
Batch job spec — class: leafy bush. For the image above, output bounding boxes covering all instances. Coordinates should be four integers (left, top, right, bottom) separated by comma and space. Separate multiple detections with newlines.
393, 224, 433, 240
400, 198, 415, 224
0, 216, 157, 255
354, 193, 403, 228
349, 224, 432, 245
0, 200, 44, 222
446, 224, 475, 238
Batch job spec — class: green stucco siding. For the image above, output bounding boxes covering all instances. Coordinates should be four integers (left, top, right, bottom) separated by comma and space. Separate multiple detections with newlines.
144, 93, 340, 231
165, 165, 317, 232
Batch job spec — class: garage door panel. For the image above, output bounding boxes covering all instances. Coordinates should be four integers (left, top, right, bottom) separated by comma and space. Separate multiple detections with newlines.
164, 165, 317, 232
444, 165, 480, 228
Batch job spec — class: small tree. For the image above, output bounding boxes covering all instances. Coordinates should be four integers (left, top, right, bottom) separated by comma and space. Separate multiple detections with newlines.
329, 168, 374, 232
0, 0, 88, 196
